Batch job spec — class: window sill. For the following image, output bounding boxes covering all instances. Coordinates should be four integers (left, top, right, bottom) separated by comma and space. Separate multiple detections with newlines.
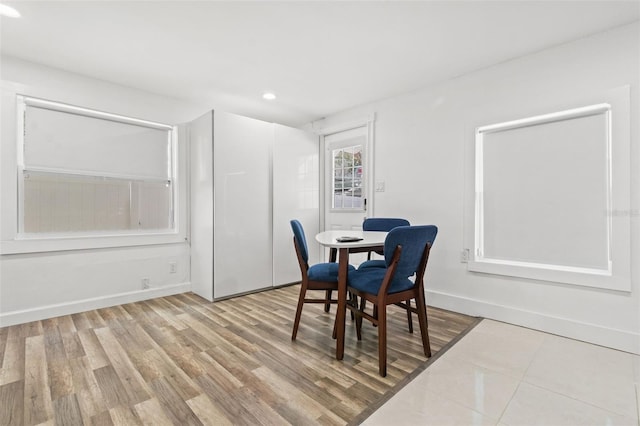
467, 258, 630, 293
1, 231, 186, 255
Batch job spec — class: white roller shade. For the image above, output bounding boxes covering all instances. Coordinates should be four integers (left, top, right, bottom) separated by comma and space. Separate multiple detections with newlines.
23, 100, 172, 180
477, 104, 611, 271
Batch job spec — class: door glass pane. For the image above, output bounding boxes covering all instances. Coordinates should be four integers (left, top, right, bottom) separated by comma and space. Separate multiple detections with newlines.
332, 144, 363, 209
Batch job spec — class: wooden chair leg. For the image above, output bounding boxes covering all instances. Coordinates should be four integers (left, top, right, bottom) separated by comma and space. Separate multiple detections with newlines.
372, 305, 378, 327
356, 297, 366, 341
378, 303, 388, 377
406, 299, 413, 334
329, 247, 337, 263
324, 290, 332, 312
415, 292, 432, 357
292, 283, 308, 340
332, 318, 337, 340
349, 292, 355, 320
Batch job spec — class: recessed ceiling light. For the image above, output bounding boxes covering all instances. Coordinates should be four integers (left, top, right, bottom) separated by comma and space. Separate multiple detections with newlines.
0, 4, 21, 18
262, 92, 277, 100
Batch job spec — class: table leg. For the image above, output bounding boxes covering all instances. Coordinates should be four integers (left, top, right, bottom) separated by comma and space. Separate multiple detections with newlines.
336, 247, 349, 360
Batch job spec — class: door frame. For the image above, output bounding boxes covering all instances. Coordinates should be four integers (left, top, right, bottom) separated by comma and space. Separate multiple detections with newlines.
319, 114, 376, 236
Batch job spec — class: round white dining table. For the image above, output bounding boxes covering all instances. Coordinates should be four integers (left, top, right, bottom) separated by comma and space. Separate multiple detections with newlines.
315, 230, 387, 360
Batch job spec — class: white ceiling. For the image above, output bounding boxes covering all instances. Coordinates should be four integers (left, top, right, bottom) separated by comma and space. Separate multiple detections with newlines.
1, 1, 638, 126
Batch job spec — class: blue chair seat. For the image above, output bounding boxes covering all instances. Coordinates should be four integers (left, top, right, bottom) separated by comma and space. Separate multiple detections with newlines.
308, 262, 355, 282
357, 259, 386, 269
348, 267, 414, 295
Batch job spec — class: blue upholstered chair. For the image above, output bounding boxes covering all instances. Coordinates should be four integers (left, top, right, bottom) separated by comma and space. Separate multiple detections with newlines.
290, 219, 355, 341
347, 225, 438, 376
359, 217, 410, 269
360, 217, 416, 332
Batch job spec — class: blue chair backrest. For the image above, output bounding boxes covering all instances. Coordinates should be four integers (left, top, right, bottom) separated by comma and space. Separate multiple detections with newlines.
290, 220, 309, 263
384, 225, 438, 278
363, 217, 410, 232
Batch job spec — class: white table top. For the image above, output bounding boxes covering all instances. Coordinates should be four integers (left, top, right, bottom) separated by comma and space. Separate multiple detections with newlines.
315, 230, 387, 248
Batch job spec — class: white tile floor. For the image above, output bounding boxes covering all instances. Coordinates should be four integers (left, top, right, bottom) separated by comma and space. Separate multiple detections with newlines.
364, 320, 640, 426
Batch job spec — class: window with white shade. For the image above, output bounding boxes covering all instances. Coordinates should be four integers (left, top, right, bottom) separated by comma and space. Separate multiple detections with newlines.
468, 93, 632, 292
18, 96, 176, 236
476, 104, 611, 271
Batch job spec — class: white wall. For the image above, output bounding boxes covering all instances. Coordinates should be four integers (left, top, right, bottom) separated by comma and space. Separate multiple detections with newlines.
315, 23, 640, 354
0, 56, 207, 326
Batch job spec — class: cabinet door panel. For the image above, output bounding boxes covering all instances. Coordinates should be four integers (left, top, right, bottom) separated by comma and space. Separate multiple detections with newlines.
188, 112, 214, 301
213, 111, 273, 298
273, 125, 319, 285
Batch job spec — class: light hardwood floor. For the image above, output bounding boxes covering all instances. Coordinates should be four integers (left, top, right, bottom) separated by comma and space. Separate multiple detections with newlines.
0, 285, 478, 425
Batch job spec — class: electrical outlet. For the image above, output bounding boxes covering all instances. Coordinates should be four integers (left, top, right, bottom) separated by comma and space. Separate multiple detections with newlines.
169, 262, 177, 274
141, 277, 150, 289
460, 249, 470, 263
375, 181, 385, 192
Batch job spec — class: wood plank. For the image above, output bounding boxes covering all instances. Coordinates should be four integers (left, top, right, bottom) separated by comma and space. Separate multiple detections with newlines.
140, 348, 200, 401
0, 326, 25, 385
56, 315, 77, 335
234, 386, 291, 425
0, 379, 24, 425
175, 299, 231, 328
126, 350, 163, 383
84, 310, 107, 329
23, 334, 53, 425
18, 321, 44, 339
104, 318, 151, 355
251, 365, 330, 420
205, 345, 262, 386
145, 298, 189, 331
52, 393, 83, 426
0, 326, 9, 365
69, 356, 108, 424
192, 351, 243, 392
93, 328, 151, 405
93, 365, 132, 408
123, 301, 171, 329
185, 393, 233, 426
108, 405, 143, 426
70, 312, 92, 331
148, 377, 203, 426
61, 332, 85, 360
194, 374, 262, 426
76, 329, 110, 370
134, 397, 175, 426
96, 307, 120, 324
90, 410, 115, 426
47, 359, 74, 401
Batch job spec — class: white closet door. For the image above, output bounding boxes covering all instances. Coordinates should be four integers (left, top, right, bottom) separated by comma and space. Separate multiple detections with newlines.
213, 111, 273, 298
272, 125, 320, 285
188, 111, 214, 301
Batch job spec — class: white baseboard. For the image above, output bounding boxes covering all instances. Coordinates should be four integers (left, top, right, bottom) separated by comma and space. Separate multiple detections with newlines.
427, 289, 640, 355
0, 282, 192, 327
